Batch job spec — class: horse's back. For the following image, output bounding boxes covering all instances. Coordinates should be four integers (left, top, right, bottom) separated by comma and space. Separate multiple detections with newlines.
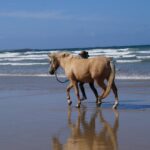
89, 56, 110, 78
70, 56, 110, 82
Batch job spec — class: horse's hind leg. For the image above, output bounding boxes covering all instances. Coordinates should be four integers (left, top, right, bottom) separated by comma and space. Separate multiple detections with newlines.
112, 81, 119, 109
66, 82, 73, 105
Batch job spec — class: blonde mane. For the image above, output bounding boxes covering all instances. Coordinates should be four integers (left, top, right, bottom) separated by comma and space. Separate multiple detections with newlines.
58, 51, 81, 59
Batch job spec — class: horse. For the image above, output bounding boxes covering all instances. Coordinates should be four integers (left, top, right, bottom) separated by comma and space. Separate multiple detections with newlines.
48, 52, 118, 109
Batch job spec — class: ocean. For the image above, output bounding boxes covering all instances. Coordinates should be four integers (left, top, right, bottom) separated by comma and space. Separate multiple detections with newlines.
0, 45, 150, 80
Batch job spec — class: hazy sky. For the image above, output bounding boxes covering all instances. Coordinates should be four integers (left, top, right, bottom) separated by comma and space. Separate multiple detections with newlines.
0, 0, 150, 49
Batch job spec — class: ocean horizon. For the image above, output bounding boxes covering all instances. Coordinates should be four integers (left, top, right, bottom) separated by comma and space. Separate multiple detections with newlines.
0, 44, 150, 80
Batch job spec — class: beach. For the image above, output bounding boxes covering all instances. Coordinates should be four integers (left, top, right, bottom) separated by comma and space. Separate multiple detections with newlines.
0, 76, 150, 150
1, 0, 150, 148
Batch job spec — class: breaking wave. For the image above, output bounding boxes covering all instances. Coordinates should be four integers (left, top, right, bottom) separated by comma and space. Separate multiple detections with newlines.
0, 45, 150, 80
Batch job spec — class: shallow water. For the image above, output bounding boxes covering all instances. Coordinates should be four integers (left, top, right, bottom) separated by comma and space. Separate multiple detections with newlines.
0, 77, 150, 150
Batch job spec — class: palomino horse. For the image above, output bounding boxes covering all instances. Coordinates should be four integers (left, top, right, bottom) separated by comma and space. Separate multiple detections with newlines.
48, 52, 118, 109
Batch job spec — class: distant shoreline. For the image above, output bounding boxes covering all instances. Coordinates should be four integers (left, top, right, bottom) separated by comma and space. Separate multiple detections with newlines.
0, 44, 150, 52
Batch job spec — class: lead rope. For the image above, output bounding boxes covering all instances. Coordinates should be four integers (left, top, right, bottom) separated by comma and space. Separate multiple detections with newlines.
54, 71, 69, 83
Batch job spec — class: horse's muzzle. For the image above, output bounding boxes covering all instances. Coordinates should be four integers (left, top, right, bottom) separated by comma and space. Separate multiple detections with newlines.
49, 69, 55, 75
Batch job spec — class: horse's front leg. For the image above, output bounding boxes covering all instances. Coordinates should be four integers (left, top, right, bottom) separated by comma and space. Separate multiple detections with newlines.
66, 82, 73, 105
72, 81, 81, 108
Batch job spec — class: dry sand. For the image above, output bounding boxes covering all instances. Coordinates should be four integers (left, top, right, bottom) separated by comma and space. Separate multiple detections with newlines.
0, 76, 150, 150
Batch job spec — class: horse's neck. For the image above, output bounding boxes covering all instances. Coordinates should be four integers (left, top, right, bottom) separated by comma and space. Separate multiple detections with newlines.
59, 57, 71, 70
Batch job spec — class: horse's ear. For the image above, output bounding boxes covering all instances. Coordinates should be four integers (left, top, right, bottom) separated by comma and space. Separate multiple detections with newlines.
62, 53, 70, 57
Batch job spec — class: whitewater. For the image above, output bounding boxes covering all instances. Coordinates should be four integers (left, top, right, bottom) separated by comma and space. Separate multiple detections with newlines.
0, 45, 150, 80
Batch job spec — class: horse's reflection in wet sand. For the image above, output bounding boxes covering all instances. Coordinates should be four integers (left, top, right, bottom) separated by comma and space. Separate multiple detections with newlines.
52, 108, 119, 150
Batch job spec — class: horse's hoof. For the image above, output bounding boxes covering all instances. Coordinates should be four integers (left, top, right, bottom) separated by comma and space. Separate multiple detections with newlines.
68, 100, 72, 106
112, 104, 118, 109
96, 102, 102, 107
76, 104, 80, 108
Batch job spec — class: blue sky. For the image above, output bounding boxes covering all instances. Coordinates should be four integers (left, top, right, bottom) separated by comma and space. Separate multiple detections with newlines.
0, 0, 150, 49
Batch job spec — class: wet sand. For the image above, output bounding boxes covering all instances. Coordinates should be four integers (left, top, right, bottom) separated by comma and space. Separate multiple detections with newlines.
0, 76, 150, 150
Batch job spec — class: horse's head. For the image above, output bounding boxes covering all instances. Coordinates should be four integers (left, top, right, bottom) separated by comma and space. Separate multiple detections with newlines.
48, 52, 71, 74
48, 53, 60, 75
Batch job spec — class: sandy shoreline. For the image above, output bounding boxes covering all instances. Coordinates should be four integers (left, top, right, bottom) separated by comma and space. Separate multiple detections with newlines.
0, 76, 150, 150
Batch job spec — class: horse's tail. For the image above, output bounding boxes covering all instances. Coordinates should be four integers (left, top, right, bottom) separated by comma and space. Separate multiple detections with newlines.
101, 61, 115, 99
